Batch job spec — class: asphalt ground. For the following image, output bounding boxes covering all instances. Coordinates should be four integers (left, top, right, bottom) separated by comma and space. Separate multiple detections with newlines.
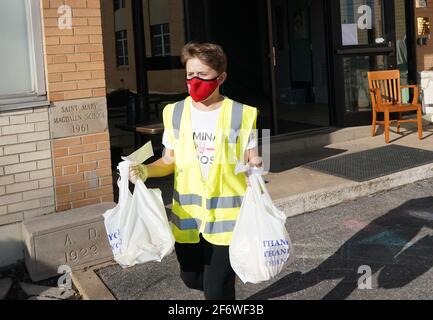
97, 177, 433, 300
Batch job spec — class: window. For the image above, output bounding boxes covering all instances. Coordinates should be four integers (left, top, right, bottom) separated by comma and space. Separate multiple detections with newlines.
151, 23, 171, 57
0, 0, 47, 110
113, 0, 125, 11
116, 30, 129, 67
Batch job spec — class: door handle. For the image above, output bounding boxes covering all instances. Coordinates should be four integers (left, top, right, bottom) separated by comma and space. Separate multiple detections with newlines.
272, 46, 276, 67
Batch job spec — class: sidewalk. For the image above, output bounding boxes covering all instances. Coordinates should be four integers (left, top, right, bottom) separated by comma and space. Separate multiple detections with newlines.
266, 123, 433, 216
74, 123, 433, 299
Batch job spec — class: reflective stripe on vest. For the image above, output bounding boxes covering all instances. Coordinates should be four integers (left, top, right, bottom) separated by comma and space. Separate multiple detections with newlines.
172, 100, 185, 139
171, 214, 201, 231
173, 190, 243, 210
171, 215, 236, 234
173, 189, 202, 206
171, 99, 243, 141
206, 196, 243, 210
229, 101, 243, 144
204, 220, 236, 234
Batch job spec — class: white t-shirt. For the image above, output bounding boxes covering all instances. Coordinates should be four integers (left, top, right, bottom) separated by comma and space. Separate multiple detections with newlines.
162, 101, 256, 180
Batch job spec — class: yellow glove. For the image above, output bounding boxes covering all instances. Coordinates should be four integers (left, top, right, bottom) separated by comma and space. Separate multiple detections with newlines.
129, 164, 148, 184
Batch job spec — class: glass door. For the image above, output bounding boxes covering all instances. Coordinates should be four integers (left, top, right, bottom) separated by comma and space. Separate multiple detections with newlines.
268, 0, 330, 135
329, 0, 409, 126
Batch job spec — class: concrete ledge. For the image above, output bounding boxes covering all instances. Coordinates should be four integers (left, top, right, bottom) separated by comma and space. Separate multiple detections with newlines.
22, 202, 116, 282
71, 261, 116, 300
276, 162, 433, 217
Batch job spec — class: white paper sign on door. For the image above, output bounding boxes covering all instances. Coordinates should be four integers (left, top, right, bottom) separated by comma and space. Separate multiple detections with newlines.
342, 23, 358, 46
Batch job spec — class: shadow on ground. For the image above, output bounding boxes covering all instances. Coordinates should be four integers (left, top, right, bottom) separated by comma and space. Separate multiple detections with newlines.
247, 197, 433, 300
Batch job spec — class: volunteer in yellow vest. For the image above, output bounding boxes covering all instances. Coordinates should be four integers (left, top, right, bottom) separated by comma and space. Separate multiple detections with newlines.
129, 42, 261, 300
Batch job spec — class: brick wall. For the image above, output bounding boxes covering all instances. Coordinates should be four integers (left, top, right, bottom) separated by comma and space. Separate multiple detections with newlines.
0, 107, 55, 221
42, 0, 106, 101
0, 0, 113, 268
53, 132, 113, 211
40, 0, 113, 211
0, 106, 55, 267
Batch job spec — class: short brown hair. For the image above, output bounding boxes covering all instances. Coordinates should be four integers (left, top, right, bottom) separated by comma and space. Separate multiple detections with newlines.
181, 42, 227, 74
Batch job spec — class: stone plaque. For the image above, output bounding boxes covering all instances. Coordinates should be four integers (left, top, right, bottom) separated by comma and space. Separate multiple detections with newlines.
23, 203, 115, 282
49, 97, 108, 138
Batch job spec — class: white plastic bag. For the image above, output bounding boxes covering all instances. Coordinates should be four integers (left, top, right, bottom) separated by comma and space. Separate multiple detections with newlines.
103, 160, 174, 268
229, 173, 293, 284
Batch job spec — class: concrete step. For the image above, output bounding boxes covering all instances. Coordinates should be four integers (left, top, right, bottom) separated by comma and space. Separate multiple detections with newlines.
22, 202, 116, 282
266, 126, 371, 155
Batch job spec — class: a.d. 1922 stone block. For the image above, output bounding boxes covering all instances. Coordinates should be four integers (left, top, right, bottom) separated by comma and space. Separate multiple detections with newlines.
22, 203, 116, 282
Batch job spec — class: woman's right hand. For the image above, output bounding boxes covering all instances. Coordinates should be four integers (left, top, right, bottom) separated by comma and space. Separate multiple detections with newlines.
129, 164, 148, 184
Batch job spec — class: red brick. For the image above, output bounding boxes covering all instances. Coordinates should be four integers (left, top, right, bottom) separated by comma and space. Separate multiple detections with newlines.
100, 176, 113, 186
93, 88, 106, 97
52, 55, 68, 63
87, 17, 102, 26
86, 168, 111, 179
70, 180, 92, 192
74, 26, 102, 35
98, 159, 111, 169
86, 186, 112, 198
95, 168, 111, 178
55, 173, 84, 186
82, 132, 109, 144
83, 150, 110, 162
56, 185, 70, 194
53, 147, 68, 158
97, 141, 110, 151
48, 73, 62, 83
54, 155, 83, 167
63, 165, 78, 175
64, 89, 93, 100
69, 143, 97, 155
63, 71, 92, 81
54, 167, 63, 177
53, 136, 82, 148
71, 197, 100, 208
72, 9, 101, 17
76, 62, 104, 71
57, 191, 85, 204
86, 0, 101, 9
78, 161, 98, 172
49, 92, 65, 101
101, 194, 114, 203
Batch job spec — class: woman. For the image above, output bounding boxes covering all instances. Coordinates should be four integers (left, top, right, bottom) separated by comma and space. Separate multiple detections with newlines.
129, 42, 261, 300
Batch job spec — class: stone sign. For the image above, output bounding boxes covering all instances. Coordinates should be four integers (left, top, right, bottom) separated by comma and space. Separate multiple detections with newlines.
22, 203, 116, 282
49, 97, 108, 139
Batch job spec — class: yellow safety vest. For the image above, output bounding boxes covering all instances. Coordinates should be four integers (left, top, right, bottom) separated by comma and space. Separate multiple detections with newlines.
162, 96, 258, 246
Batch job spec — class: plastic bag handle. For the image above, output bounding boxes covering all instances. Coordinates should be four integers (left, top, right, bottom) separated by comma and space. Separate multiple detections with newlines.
249, 174, 286, 221
117, 161, 130, 205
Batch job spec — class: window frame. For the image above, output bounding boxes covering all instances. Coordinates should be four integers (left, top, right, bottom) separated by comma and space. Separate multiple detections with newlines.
151, 23, 171, 57
0, 0, 48, 111
115, 30, 129, 67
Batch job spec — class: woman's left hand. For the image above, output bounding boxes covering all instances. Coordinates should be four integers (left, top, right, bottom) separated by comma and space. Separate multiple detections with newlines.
245, 156, 263, 186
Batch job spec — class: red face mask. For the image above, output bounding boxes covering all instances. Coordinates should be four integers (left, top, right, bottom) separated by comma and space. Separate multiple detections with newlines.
186, 76, 220, 102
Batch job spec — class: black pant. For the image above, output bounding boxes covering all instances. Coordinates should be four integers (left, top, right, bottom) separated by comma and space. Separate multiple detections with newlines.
174, 234, 236, 300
